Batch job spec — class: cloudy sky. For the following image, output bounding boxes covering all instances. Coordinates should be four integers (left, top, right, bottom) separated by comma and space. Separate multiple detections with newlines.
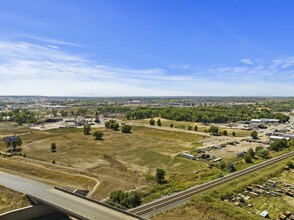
0, 0, 294, 96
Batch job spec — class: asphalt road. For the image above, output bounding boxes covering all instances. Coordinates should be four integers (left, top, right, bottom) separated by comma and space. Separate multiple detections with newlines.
0, 171, 139, 220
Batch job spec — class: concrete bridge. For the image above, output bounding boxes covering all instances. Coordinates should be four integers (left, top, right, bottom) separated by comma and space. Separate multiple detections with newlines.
0, 171, 143, 220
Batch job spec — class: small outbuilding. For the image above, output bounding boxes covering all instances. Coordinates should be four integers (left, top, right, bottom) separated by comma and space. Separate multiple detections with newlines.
260, 210, 269, 218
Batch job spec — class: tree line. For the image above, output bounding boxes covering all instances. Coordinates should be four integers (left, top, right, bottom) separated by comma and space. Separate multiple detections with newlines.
126, 106, 289, 123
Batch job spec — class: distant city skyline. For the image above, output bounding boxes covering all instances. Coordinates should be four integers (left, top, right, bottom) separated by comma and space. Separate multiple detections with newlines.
0, 0, 294, 96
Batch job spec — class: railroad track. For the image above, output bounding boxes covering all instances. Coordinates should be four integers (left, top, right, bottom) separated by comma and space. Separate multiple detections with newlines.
129, 151, 294, 217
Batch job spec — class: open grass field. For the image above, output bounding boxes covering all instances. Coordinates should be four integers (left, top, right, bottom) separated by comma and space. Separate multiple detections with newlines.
0, 157, 96, 190
152, 159, 294, 220
0, 122, 31, 137
0, 124, 216, 199
125, 118, 252, 137
0, 185, 30, 214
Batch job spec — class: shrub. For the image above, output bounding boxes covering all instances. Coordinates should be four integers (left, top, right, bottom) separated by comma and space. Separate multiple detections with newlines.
149, 118, 155, 126
244, 153, 253, 163
270, 139, 288, 151
251, 130, 258, 139
121, 125, 132, 133
51, 143, 57, 152
93, 131, 104, 140
287, 161, 294, 169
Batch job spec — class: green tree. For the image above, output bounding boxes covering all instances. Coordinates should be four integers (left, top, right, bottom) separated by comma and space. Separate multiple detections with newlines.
187, 125, 192, 130
83, 124, 91, 135
105, 120, 120, 131
121, 125, 132, 133
208, 125, 219, 135
193, 125, 198, 131
247, 148, 255, 158
149, 118, 155, 126
51, 143, 57, 152
6, 137, 22, 153
156, 168, 166, 184
232, 131, 236, 137
227, 161, 236, 172
244, 153, 253, 163
157, 119, 162, 126
170, 123, 173, 128
52, 109, 58, 117
109, 190, 142, 209
93, 131, 104, 140
61, 110, 68, 117
256, 148, 269, 159
251, 130, 258, 139
128, 191, 142, 208
270, 139, 288, 151
222, 130, 228, 136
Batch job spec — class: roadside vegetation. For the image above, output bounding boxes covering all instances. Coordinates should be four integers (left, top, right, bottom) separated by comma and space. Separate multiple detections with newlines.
152, 160, 294, 220
0, 186, 30, 214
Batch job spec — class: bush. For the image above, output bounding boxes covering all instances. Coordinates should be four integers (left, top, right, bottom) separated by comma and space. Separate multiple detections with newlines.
270, 139, 288, 151
156, 168, 166, 184
227, 162, 236, 172
247, 148, 255, 158
121, 125, 132, 133
244, 153, 253, 163
256, 148, 269, 159
157, 119, 162, 126
287, 161, 294, 169
222, 130, 228, 136
83, 124, 91, 135
149, 118, 155, 126
217, 172, 224, 178
105, 120, 120, 131
93, 131, 104, 140
251, 130, 258, 139
170, 123, 173, 128
52, 160, 56, 164
51, 143, 57, 152
208, 126, 219, 135
109, 190, 142, 209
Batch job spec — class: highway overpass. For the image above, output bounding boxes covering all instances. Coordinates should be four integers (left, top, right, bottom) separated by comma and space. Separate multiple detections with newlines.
0, 171, 143, 220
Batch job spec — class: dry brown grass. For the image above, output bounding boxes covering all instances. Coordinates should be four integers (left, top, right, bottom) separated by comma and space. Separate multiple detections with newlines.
0, 185, 30, 214
0, 157, 96, 190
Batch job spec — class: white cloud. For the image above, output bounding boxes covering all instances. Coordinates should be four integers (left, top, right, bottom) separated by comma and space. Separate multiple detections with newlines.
0, 40, 294, 96
240, 58, 253, 65
169, 64, 190, 69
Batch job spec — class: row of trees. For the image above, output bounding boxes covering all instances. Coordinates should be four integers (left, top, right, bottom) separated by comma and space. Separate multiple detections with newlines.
0, 109, 38, 124
149, 118, 161, 126
126, 106, 290, 123
83, 120, 132, 139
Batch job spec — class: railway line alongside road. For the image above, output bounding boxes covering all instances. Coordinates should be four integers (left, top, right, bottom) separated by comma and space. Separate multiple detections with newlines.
130, 151, 294, 218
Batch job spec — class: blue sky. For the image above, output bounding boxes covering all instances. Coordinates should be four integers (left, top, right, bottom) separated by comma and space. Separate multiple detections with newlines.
0, 0, 294, 96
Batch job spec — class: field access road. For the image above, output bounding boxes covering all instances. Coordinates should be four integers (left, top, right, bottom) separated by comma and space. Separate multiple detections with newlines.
0, 171, 140, 220
129, 151, 294, 218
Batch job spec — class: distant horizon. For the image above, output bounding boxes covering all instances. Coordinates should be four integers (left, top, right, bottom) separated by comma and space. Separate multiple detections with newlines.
1, 95, 294, 98
1, 1, 294, 96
